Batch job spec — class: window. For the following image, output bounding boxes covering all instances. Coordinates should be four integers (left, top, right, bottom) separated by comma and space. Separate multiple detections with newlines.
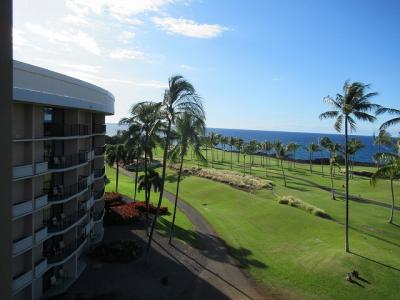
44, 107, 54, 124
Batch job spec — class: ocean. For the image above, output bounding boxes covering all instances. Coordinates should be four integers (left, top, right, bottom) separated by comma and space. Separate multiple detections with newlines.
106, 124, 392, 163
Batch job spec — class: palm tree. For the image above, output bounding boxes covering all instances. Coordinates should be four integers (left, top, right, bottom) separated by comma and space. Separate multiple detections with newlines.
138, 169, 163, 234
319, 80, 380, 253
209, 132, 220, 167
105, 144, 126, 192
371, 153, 400, 224
325, 141, 342, 199
306, 142, 320, 173
273, 140, 283, 166
265, 141, 273, 166
220, 136, 228, 163
275, 143, 288, 187
287, 142, 300, 168
120, 102, 162, 206
319, 137, 333, 174
228, 137, 236, 169
168, 112, 205, 243
236, 138, 244, 164
147, 75, 204, 257
348, 138, 364, 178
374, 130, 393, 167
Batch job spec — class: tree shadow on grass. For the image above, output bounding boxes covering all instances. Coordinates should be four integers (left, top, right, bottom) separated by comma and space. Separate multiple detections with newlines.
350, 251, 400, 273
157, 217, 268, 271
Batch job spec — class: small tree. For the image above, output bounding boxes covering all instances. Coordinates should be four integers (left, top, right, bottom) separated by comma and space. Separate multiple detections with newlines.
105, 144, 126, 192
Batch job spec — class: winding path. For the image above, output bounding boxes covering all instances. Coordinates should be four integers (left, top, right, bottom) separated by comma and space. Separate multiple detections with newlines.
119, 167, 272, 299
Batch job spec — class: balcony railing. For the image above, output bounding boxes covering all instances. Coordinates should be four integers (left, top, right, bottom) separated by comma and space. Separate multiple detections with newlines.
46, 151, 89, 169
35, 227, 48, 244
45, 235, 86, 264
44, 123, 89, 137
13, 164, 34, 179
12, 200, 33, 218
93, 124, 106, 134
94, 167, 105, 178
34, 258, 48, 277
93, 209, 105, 222
45, 209, 86, 233
93, 188, 104, 200
13, 270, 33, 292
35, 194, 48, 209
13, 235, 33, 255
94, 145, 106, 156
45, 177, 88, 202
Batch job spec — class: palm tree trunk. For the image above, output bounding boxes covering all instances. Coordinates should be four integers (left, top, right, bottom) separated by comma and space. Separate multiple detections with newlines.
389, 178, 395, 224
144, 135, 149, 235
146, 121, 171, 258
281, 159, 287, 187
116, 161, 119, 192
230, 145, 233, 169
330, 163, 335, 200
133, 154, 139, 201
309, 152, 312, 173
169, 156, 184, 244
243, 155, 246, 174
211, 147, 214, 168
345, 115, 350, 253
293, 150, 296, 168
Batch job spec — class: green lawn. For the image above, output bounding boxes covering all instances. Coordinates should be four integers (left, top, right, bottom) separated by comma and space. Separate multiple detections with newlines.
105, 165, 197, 246
106, 147, 400, 299
156, 148, 400, 299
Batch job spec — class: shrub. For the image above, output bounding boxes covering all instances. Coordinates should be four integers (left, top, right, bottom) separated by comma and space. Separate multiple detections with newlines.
106, 203, 142, 225
169, 165, 274, 191
278, 196, 331, 219
105, 192, 124, 207
130, 201, 169, 215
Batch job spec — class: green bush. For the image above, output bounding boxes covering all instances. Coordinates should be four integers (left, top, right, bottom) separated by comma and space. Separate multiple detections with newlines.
278, 196, 331, 219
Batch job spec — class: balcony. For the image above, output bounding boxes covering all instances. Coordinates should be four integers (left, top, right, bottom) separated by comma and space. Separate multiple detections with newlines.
45, 235, 86, 264
45, 209, 86, 234
93, 209, 105, 223
93, 188, 104, 201
13, 235, 33, 256
93, 124, 106, 134
12, 200, 33, 218
13, 270, 33, 292
87, 173, 95, 186
35, 161, 48, 174
35, 227, 48, 244
94, 145, 105, 156
35, 194, 48, 209
34, 258, 48, 277
81, 195, 94, 211
45, 178, 88, 202
44, 123, 89, 137
94, 167, 105, 178
46, 151, 89, 170
13, 164, 33, 179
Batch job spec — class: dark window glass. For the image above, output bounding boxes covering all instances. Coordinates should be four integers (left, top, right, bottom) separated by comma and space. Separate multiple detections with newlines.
44, 108, 54, 124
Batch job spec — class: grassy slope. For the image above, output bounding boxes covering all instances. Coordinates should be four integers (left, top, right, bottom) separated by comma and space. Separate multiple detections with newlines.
105, 165, 197, 246
157, 148, 400, 299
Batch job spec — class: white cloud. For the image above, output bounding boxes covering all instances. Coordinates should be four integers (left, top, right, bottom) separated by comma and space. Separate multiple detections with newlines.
13, 28, 29, 48
63, 14, 89, 26
66, 0, 173, 20
109, 49, 145, 60
152, 17, 228, 38
25, 22, 102, 56
118, 31, 136, 44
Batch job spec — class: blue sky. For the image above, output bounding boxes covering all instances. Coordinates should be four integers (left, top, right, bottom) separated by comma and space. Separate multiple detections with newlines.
13, 0, 400, 135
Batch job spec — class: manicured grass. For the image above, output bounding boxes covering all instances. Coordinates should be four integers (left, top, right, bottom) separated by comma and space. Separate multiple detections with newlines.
151, 147, 400, 299
105, 165, 197, 246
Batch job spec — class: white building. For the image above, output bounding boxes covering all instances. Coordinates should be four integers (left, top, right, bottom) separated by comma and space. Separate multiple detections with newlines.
10, 61, 114, 299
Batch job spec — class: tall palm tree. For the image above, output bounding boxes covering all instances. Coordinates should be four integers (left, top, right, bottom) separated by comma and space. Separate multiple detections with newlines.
348, 138, 364, 178
220, 136, 228, 163
265, 141, 273, 166
319, 80, 380, 253
236, 138, 244, 164
168, 112, 205, 243
306, 142, 320, 173
287, 142, 300, 168
138, 169, 163, 234
105, 144, 126, 193
273, 140, 283, 166
147, 75, 204, 257
228, 137, 236, 169
319, 137, 333, 174
325, 141, 342, 199
120, 102, 162, 206
374, 130, 393, 167
209, 132, 220, 167
275, 143, 288, 187
371, 153, 400, 224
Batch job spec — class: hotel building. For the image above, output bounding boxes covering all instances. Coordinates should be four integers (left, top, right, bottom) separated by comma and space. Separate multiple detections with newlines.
9, 61, 114, 299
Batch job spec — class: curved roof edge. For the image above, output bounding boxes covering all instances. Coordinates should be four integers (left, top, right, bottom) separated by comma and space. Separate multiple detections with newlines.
13, 60, 115, 115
